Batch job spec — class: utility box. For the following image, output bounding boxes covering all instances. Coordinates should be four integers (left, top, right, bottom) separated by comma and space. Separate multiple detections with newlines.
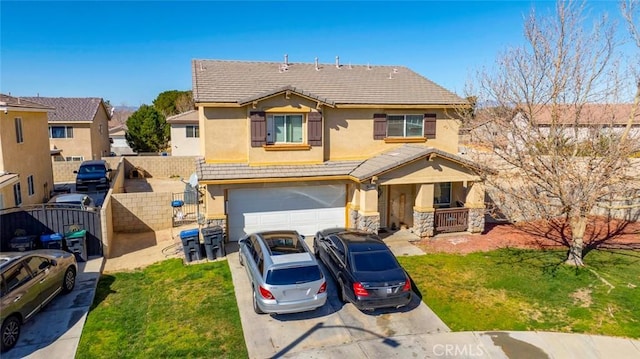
65, 230, 88, 262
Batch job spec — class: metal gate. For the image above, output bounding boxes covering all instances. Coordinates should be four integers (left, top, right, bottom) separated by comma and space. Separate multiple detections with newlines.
172, 184, 202, 227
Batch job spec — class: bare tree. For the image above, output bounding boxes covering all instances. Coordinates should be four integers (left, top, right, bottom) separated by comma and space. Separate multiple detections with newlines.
462, 0, 640, 266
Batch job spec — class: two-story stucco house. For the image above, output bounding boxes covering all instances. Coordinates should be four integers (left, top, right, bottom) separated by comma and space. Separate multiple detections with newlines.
167, 110, 200, 156
193, 58, 486, 241
0, 94, 55, 208
22, 97, 111, 161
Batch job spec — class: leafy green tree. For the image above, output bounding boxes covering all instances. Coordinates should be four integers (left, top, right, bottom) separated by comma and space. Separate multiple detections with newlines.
125, 105, 169, 153
153, 90, 193, 117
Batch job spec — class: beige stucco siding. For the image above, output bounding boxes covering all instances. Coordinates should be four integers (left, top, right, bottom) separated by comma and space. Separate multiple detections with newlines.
202, 107, 248, 162
0, 111, 54, 206
90, 105, 111, 159
324, 108, 461, 160
50, 123, 92, 160
377, 156, 480, 185
170, 124, 201, 156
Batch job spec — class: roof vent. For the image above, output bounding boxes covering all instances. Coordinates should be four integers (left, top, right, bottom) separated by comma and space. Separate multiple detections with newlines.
367, 63, 371, 70
348, 62, 352, 70
335, 56, 340, 69
315, 57, 319, 71
393, 68, 398, 73
388, 72, 394, 80
199, 62, 205, 71
279, 63, 289, 73
284, 54, 289, 66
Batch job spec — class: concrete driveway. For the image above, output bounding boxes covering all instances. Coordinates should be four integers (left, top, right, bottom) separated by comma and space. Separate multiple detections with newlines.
228, 245, 450, 359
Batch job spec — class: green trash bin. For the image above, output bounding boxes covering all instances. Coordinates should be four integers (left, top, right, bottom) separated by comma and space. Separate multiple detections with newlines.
65, 229, 87, 262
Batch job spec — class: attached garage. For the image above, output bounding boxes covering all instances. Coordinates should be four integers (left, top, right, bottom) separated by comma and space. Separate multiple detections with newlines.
227, 184, 346, 241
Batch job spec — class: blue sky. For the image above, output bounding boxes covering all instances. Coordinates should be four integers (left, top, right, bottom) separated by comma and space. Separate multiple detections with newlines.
0, 1, 630, 107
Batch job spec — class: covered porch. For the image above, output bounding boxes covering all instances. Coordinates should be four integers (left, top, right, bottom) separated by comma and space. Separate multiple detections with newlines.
347, 146, 486, 238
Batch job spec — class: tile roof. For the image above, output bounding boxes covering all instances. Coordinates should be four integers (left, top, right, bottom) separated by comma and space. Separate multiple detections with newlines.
192, 59, 466, 105
197, 145, 480, 182
166, 110, 198, 124
21, 97, 106, 122
0, 93, 55, 110
530, 104, 639, 126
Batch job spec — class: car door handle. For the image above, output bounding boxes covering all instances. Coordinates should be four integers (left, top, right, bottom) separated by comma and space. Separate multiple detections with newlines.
40, 278, 47, 284
13, 295, 22, 302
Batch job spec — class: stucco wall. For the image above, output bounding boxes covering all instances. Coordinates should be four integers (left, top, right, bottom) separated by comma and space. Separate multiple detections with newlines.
170, 124, 201, 156
50, 123, 92, 160
0, 110, 54, 206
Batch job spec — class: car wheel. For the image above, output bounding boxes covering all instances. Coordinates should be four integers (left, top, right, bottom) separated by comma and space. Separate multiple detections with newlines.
62, 267, 76, 294
337, 279, 347, 303
253, 291, 264, 315
1, 316, 20, 352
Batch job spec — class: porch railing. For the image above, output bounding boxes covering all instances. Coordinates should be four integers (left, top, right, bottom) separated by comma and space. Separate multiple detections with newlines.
434, 207, 469, 234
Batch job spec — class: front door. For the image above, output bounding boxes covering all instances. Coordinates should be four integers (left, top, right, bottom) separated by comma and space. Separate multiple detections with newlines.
377, 185, 388, 229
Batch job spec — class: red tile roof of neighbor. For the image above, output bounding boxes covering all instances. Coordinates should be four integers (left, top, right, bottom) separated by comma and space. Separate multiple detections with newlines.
191, 59, 466, 105
166, 110, 198, 124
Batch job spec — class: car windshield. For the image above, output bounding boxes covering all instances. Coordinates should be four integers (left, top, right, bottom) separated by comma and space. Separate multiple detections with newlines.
79, 165, 105, 174
351, 250, 398, 272
265, 265, 322, 285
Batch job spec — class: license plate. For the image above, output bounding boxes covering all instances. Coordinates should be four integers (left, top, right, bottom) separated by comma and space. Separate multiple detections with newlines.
386, 288, 393, 294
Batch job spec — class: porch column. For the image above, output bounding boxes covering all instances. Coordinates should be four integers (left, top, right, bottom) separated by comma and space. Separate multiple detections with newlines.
465, 181, 485, 234
205, 185, 227, 235
357, 183, 380, 233
413, 183, 435, 237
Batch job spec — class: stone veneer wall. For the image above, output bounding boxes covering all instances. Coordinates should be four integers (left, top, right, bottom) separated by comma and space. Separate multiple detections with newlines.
111, 192, 173, 232
349, 208, 359, 229
357, 213, 380, 233
467, 208, 485, 234
413, 210, 435, 237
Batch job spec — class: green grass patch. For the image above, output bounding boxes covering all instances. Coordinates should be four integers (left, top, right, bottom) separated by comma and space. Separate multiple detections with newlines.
399, 249, 640, 338
76, 259, 246, 358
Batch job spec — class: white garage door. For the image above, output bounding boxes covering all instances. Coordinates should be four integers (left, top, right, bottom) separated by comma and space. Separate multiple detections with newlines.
227, 185, 346, 241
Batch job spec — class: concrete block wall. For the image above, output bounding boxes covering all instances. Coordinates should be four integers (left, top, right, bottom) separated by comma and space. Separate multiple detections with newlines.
111, 192, 173, 232
52, 161, 82, 183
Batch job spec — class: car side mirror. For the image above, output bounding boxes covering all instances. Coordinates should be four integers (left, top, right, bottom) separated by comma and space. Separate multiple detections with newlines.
49, 259, 57, 267
300, 234, 305, 240
73, 170, 78, 174
238, 238, 246, 245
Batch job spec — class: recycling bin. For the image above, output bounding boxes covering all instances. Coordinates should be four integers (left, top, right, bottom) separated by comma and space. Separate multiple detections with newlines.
40, 233, 64, 250
180, 228, 202, 262
64, 230, 88, 262
201, 226, 225, 260
9, 235, 37, 251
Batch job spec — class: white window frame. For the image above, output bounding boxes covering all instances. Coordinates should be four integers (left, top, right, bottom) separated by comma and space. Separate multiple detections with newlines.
15, 118, 24, 143
49, 125, 74, 139
27, 175, 35, 196
387, 114, 423, 137
266, 114, 304, 144
65, 156, 84, 162
186, 125, 199, 138
13, 182, 22, 206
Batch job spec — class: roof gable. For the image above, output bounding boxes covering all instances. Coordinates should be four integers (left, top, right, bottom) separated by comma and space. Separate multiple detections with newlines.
167, 110, 199, 124
21, 97, 106, 122
192, 59, 466, 106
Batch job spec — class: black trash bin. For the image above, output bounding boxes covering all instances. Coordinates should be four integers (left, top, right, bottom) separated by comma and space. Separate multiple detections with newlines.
180, 228, 202, 262
201, 226, 225, 260
9, 235, 37, 251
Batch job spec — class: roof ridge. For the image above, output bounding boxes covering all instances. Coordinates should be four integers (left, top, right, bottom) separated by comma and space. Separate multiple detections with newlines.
194, 58, 415, 69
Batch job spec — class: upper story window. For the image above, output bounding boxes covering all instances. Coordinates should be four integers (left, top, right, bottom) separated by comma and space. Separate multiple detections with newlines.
13, 182, 22, 206
27, 175, 35, 196
387, 115, 424, 137
267, 114, 303, 144
50, 126, 74, 138
186, 125, 200, 138
15, 118, 24, 143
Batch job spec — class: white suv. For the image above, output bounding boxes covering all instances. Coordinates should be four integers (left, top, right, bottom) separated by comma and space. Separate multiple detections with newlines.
238, 230, 327, 314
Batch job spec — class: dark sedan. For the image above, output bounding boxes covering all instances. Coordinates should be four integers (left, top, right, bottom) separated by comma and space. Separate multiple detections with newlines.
314, 229, 412, 311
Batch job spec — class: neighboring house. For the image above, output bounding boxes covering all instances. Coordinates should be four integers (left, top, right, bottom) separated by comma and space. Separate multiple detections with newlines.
109, 124, 136, 156
167, 110, 200, 156
22, 97, 111, 162
0, 94, 55, 208
193, 58, 486, 241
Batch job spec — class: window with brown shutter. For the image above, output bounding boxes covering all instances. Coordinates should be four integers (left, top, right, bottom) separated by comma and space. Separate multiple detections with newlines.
250, 111, 266, 147
307, 111, 322, 146
373, 113, 387, 140
424, 113, 437, 139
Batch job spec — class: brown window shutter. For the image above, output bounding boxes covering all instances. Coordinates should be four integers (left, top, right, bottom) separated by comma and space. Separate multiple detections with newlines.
373, 113, 387, 140
424, 113, 437, 139
250, 111, 266, 147
307, 111, 323, 146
